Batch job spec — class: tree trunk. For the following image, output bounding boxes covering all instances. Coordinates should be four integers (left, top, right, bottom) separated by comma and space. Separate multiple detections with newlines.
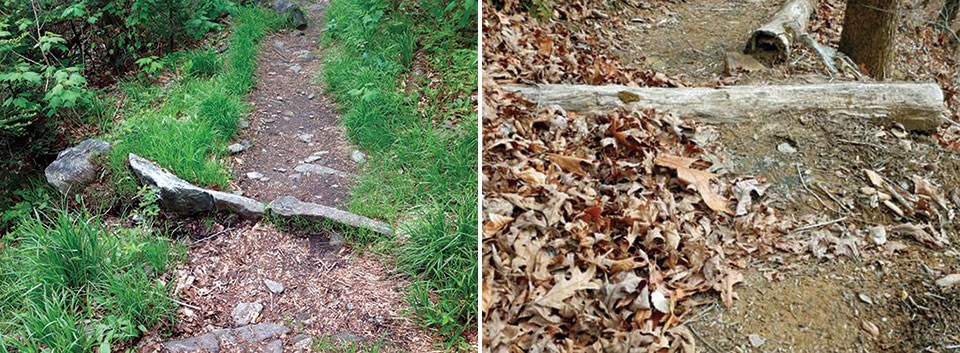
939, 0, 959, 31
839, 0, 900, 80
502, 82, 944, 132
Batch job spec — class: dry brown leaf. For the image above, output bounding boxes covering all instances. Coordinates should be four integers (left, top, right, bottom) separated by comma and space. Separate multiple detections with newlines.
483, 214, 514, 236
654, 155, 696, 169
547, 153, 590, 176
535, 265, 600, 309
890, 223, 949, 249
864, 169, 885, 188
678, 167, 731, 214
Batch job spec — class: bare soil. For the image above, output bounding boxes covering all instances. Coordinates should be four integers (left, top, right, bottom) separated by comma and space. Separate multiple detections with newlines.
599, 0, 960, 351
232, 0, 357, 207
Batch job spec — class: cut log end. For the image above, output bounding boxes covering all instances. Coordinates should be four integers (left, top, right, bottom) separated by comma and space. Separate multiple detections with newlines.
744, 30, 789, 60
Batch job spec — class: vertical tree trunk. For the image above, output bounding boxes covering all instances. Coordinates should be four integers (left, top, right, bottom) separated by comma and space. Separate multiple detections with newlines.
940, 0, 960, 31
839, 0, 900, 80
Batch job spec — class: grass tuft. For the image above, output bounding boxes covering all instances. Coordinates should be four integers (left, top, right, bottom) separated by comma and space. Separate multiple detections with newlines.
322, 0, 477, 347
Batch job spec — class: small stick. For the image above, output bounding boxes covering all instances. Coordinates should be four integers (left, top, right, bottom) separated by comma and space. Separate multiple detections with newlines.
192, 227, 234, 246
838, 138, 883, 150
688, 325, 722, 353
797, 164, 840, 214
174, 299, 202, 311
815, 182, 854, 214
792, 216, 849, 233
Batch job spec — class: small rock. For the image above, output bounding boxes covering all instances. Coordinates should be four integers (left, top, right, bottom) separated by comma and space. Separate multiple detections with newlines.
45, 139, 113, 195
351, 150, 367, 163
228, 143, 248, 154
288, 173, 302, 179
264, 279, 285, 294
936, 274, 960, 289
277, 168, 286, 173
273, 40, 285, 51
346, 302, 354, 310
299, 134, 314, 143
289, 64, 302, 73
234, 323, 289, 341
263, 118, 276, 124
276, 96, 284, 102
307, 93, 315, 100
247, 172, 264, 179
238, 119, 251, 129
292, 334, 313, 350
231, 302, 263, 326
284, 110, 295, 117
868, 226, 887, 246
261, 177, 271, 182
748, 334, 765, 347
777, 142, 797, 154
858, 293, 874, 305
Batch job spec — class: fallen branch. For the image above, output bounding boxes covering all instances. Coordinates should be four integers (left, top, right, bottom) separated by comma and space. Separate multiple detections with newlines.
504, 82, 944, 132
745, 0, 816, 60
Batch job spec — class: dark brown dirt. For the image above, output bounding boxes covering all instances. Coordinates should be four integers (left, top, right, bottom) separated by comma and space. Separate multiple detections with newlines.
231, 0, 357, 207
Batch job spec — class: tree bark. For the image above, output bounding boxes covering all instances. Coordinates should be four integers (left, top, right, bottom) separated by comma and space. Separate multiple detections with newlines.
503, 82, 944, 132
839, 0, 900, 80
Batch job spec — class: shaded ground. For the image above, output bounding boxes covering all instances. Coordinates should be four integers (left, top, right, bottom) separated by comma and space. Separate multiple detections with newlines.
232, 0, 358, 207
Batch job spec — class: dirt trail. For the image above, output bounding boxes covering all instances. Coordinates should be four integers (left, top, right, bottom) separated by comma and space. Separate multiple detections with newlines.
611, 0, 960, 351
138, 3, 435, 352
232, 0, 358, 207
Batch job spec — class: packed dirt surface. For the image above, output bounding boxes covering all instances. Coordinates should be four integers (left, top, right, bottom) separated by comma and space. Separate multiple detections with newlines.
231, 0, 358, 207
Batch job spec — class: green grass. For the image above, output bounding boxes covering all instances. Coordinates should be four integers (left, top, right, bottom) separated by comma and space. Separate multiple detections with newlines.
311, 336, 385, 353
108, 7, 287, 195
0, 204, 182, 352
321, 0, 477, 348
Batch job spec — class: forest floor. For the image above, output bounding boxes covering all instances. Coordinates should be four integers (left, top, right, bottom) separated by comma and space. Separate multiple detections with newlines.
482, 0, 959, 352
137, 2, 437, 352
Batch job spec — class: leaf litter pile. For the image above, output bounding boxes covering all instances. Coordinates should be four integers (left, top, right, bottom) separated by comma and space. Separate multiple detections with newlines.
482, 5, 795, 350
482, 0, 960, 351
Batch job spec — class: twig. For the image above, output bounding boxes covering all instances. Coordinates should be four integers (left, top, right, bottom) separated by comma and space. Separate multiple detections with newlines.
815, 182, 854, 214
688, 325, 722, 353
192, 227, 235, 246
792, 216, 849, 233
272, 47, 290, 61
174, 299, 201, 311
838, 138, 884, 150
796, 163, 840, 214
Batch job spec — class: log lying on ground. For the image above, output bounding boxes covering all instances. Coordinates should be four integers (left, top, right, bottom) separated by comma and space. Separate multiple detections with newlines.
745, 0, 816, 60
504, 82, 944, 132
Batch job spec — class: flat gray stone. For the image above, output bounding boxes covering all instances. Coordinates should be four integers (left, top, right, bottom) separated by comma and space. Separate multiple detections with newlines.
209, 190, 265, 219
268, 196, 393, 235
228, 143, 247, 154
289, 64, 302, 73
247, 172, 264, 179
232, 302, 263, 326
351, 150, 367, 164
335, 332, 364, 344
264, 278, 285, 294
298, 134, 313, 143
263, 340, 283, 353
307, 93, 315, 100
129, 154, 265, 219
293, 163, 350, 178
45, 139, 112, 195
291, 334, 313, 350
129, 154, 215, 215
234, 323, 290, 342
162, 333, 221, 352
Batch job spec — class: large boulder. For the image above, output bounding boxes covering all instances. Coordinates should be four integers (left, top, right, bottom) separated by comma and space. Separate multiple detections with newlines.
45, 139, 112, 195
273, 0, 308, 30
128, 154, 265, 219
268, 196, 393, 235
